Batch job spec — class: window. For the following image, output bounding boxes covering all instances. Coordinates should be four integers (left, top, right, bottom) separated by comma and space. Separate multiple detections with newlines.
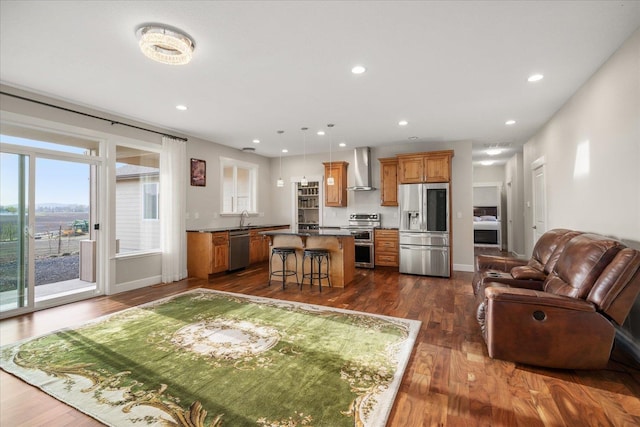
221, 158, 257, 214
115, 145, 160, 253
143, 183, 159, 220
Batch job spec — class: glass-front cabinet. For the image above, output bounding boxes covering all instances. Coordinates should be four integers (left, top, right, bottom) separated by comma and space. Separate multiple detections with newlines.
297, 182, 319, 231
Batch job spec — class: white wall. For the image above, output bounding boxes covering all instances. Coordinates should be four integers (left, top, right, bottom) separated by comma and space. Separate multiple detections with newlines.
523, 29, 640, 253
473, 164, 504, 183
505, 153, 525, 255
185, 139, 279, 230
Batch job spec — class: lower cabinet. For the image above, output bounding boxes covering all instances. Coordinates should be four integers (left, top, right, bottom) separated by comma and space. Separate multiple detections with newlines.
187, 231, 229, 279
374, 229, 399, 267
250, 226, 290, 264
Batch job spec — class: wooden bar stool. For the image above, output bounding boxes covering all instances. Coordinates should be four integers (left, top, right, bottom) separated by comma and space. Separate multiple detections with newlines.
302, 248, 331, 292
269, 247, 299, 289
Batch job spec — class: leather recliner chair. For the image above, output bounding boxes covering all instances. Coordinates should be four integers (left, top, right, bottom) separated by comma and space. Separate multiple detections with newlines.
472, 229, 582, 301
477, 233, 640, 369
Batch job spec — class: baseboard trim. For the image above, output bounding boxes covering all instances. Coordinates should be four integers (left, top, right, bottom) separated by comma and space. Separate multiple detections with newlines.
112, 275, 162, 295
453, 264, 474, 272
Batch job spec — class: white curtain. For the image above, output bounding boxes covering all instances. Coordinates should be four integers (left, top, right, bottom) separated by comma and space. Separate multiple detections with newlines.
160, 136, 187, 282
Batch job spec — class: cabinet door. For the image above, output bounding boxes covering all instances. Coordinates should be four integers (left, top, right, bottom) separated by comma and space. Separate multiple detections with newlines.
187, 232, 214, 278
425, 155, 450, 182
379, 158, 398, 206
324, 161, 348, 207
249, 232, 262, 264
212, 233, 229, 273
398, 155, 424, 184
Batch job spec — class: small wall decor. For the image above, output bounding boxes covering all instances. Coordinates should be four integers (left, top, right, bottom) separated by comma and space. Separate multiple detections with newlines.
190, 158, 206, 186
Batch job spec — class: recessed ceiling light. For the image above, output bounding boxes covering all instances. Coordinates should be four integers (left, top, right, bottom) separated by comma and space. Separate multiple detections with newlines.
408, 136, 418, 140
486, 149, 502, 156
338, 142, 346, 147
351, 65, 366, 74
480, 160, 495, 166
317, 130, 325, 136
137, 25, 195, 65
528, 73, 544, 82
398, 120, 408, 126
282, 149, 288, 153
505, 120, 516, 126
176, 105, 187, 111
252, 139, 260, 144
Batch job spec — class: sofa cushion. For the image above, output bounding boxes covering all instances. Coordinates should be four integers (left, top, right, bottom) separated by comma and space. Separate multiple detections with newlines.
544, 234, 624, 299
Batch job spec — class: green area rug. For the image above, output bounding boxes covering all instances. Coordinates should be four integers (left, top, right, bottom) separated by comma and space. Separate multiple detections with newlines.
1, 289, 420, 426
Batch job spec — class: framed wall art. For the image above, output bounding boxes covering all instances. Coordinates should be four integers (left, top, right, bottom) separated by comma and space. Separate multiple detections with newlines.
190, 158, 206, 186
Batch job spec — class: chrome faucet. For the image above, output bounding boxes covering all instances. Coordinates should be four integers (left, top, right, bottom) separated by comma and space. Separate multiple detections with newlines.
239, 210, 250, 228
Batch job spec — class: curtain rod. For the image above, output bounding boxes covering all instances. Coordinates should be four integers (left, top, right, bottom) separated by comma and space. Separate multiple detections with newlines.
0, 91, 188, 142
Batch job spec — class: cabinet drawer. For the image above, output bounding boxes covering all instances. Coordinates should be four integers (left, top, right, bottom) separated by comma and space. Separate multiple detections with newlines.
375, 253, 399, 267
212, 234, 228, 246
377, 240, 398, 250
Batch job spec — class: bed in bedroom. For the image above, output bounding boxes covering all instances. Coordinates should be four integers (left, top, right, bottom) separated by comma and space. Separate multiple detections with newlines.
473, 206, 501, 247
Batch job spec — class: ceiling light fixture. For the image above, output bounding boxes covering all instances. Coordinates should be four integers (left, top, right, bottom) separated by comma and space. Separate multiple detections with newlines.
317, 130, 325, 136
351, 65, 366, 74
326, 124, 335, 186
175, 105, 187, 111
505, 120, 516, 126
339, 142, 346, 147
408, 136, 418, 140
486, 148, 502, 156
480, 160, 495, 166
137, 25, 195, 65
276, 130, 284, 187
301, 127, 309, 187
398, 120, 408, 126
282, 149, 288, 153
252, 139, 260, 144
528, 73, 544, 82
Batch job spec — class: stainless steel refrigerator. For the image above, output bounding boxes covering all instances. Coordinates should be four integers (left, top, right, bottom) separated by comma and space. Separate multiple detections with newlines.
398, 183, 450, 277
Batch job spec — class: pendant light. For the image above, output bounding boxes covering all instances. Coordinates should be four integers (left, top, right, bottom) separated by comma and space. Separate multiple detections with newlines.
301, 127, 308, 187
326, 123, 335, 186
276, 130, 285, 187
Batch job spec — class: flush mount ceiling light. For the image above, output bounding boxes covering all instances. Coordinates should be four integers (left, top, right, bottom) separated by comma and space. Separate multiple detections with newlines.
505, 120, 516, 126
351, 65, 366, 74
137, 25, 195, 65
480, 160, 495, 166
175, 105, 187, 111
339, 142, 346, 147
252, 139, 260, 144
486, 148, 502, 156
528, 73, 544, 82
398, 120, 408, 126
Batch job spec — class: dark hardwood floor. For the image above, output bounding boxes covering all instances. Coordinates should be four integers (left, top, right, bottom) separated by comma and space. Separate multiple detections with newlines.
2, 264, 639, 426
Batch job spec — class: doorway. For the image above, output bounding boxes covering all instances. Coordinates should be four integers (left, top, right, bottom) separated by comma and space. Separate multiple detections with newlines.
1, 133, 101, 317
531, 157, 547, 246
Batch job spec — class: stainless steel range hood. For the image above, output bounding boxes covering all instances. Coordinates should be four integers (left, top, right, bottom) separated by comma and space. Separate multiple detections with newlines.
347, 147, 376, 191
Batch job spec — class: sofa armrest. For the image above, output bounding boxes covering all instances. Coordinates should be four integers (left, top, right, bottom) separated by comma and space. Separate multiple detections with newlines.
485, 286, 595, 311
475, 255, 527, 272
480, 287, 615, 369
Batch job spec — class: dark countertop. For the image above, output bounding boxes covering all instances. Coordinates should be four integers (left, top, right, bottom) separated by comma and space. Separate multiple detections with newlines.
260, 229, 353, 237
187, 224, 290, 233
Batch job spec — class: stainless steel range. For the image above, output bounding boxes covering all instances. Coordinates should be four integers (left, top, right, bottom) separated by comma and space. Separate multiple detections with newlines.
341, 213, 381, 268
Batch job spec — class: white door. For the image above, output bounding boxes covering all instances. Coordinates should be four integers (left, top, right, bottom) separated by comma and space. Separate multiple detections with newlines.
532, 162, 547, 245
506, 181, 514, 253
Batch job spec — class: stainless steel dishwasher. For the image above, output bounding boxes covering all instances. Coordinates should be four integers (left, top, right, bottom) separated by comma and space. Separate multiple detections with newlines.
228, 229, 250, 271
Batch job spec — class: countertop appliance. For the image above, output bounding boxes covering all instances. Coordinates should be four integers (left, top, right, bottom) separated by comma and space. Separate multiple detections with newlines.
399, 183, 450, 277
228, 229, 250, 271
340, 213, 381, 268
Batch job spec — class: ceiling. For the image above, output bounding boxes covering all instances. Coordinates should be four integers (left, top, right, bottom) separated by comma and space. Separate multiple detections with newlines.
1, 1, 639, 165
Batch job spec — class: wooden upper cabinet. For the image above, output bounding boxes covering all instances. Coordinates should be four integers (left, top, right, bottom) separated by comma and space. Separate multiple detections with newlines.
378, 157, 398, 206
397, 150, 453, 184
323, 161, 348, 207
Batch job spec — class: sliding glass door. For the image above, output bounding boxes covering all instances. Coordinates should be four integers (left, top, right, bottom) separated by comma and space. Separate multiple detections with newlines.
0, 152, 30, 312
1, 133, 101, 317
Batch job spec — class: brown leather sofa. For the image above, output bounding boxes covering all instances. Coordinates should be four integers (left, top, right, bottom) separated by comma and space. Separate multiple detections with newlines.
472, 229, 582, 302
474, 232, 640, 369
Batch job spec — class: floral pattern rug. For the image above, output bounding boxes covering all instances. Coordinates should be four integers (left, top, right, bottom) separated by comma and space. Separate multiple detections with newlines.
0, 289, 420, 426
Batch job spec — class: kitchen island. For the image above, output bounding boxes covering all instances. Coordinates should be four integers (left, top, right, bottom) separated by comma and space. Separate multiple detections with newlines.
260, 229, 356, 288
